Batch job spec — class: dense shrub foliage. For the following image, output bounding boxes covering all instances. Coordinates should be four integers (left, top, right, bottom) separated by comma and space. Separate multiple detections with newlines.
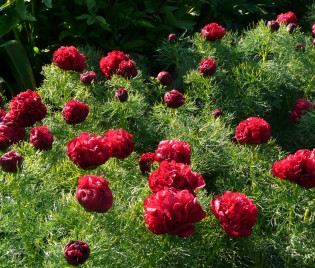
0, 20, 314, 267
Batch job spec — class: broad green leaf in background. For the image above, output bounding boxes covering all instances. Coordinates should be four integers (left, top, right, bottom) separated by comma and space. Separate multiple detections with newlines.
43, 0, 52, 8
0, 14, 20, 38
87, 0, 96, 10
15, 0, 26, 20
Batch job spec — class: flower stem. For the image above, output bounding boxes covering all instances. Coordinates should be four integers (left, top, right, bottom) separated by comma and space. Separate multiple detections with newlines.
120, 103, 126, 129
289, 184, 299, 228
250, 144, 257, 189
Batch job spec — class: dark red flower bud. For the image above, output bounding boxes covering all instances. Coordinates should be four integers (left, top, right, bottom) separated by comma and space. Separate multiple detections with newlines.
9, 89, 46, 127
0, 150, 24, 172
0, 118, 26, 149
67, 132, 111, 169
76, 175, 113, 213
157, 71, 172, 86
286, 23, 297, 34
198, 58, 216, 76
103, 129, 134, 159
115, 88, 128, 102
277, 11, 298, 25
164, 89, 185, 108
100, 50, 130, 80
30, 125, 53, 150
168, 33, 178, 44
139, 152, 156, 175
201, 23, 226, 41
62, 100, 89, 124
296, 43, 305, 52
211, 191, 258, 237
64, 240, 90, 266
235, 117, 271, 145
117, 60, 137, 79
212, 109, 222, 118
53, 46, 87, 72
267, 20, 280, 32
80, 71, 97, 84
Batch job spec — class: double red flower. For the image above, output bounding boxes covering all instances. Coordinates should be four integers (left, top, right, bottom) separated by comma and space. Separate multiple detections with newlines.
198, 58, 216, 76
235, 117, 271, 145
0, 150, 24, 172
276, 11, 298, 25
62, 99, 89, 125
148, 161, 205, 193
144, 189, 206, 237
201, 23, 226, 41
271, 149, 315, 188
164, 90, 186, 108
30, 125, 53, 150
64, 240, 90, 266
53, 46, 87, 72
289, 99, 314, 123
211, 191, 258, 237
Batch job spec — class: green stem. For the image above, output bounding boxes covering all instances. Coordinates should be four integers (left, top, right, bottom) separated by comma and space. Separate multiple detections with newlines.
120, 103, 126, 129
250, 144, 256, 189
289, 184, 299, 228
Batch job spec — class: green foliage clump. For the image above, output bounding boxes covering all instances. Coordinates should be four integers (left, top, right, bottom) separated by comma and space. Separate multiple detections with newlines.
0, 21, 314, 267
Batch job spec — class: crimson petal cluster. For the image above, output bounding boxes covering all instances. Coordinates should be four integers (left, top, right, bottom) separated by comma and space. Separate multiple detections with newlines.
211, 191, 258, 237
164, 90, 185, 108
144, 190, 206, 237
30, 125, 53, 150
62, 99, 89, 125
53, 46, 87, 72
139, 152, 156, 175
198, 58, 216, 76
80, 71, 97, 84
276, 11, 298, 25
76, 175, 113, 213
201, 23, 226, 41
0, 150, 24, 172
64, 240, 90, 266
289, 99, 314, 123
271, 149, 315, 188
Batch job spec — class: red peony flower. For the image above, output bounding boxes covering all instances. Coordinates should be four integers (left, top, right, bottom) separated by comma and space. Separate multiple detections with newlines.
0, 109, 6, 120
103, 129, 134, 159
117, 60, 137, 79
64, 240, 90, 266
8, 89, 46, 127
139, 152, 156, 175
211, 191, 258, 237
287, 23, 297, 34
76, 175, 113, 213
267, 20, 280, 32
276, 11, 298, 25
198, 58, 216, 76
212, 109, 222, 118
201, 23, 226, 41
235, 117, 271, 145
67, 132, 111, 169
0, 118, 26, 149
80, 71, 97, 84
30, 125, 53, 150
0, 150, 24, 172
115, 88, 128, 102
289, 99, 315, 123
168, 33, 178, 44
164, 89, 185, 108
271, 149, 315, 188
100, 50, 129, 79
157, 71, 172, 86
62, 99, 89, 125
155, 139, 191, 165
149, 161, 205, 193
53, 46, 87, 72
144, 189, 206, 237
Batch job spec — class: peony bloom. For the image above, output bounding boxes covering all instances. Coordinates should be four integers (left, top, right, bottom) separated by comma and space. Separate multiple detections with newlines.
287, 23, 297, 34
62, 99, 89, 124
155, 139, 191, 165
164, 89, 185, 108
100, 50, 129, 79
157, 71, 172, 86
144, 189, 206, 237
139, 152, 156, 175
80, 71, 97, 84
168, 33, 178, 44
8, 89, 46, 127
212, 109, 222, 118
0, 150, 24, 172
30, 125, 53, 150
235, 117, 271, 145
114, 88, 128, 102
103, 129, 134, 159
53, 46, 87, 72
267, 20, 280, 32
76, 175, 113, 213
0, 118, 26, 149
117, 60, 138, 79
271, 149, 315, 188
149, 160, 205, 193
64, 240, 90, 266
276, 11, 297, 25
67, 132, 111, 169
198, 58, 216, 76
0, 108, 6, 120
201, 23, 226, 41
289, 99, 314, 123
211, 191, 258, 237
